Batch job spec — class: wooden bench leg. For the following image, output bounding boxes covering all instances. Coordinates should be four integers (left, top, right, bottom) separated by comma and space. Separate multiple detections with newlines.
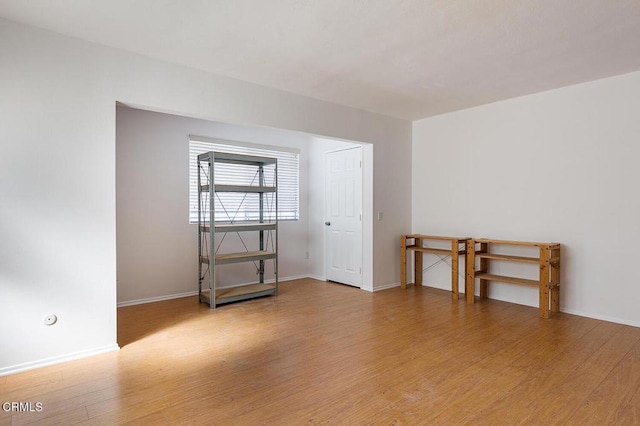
550, 246, 561, 313
479, 242, 488, 299
451, 239, 459, 300
400, 236, 407, 289
414, 238, 423, 286
539, 246, 551, 319
465, 240, 475, 304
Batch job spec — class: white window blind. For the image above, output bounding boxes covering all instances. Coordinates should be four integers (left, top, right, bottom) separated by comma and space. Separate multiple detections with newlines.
189, 137, 299, 223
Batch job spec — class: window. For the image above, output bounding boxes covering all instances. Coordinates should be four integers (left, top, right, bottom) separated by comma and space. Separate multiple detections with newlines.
189, 136, 299, 223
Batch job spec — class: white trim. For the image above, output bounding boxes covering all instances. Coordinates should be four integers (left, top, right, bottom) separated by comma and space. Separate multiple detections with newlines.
361, 144, 374, 291
0, 344, 120, 377
279, 274, 312, 282
372, 281, 401, 292
189, 134, 300, 154
559, 308, 640, 328
117, 291, 198, 307
307, 274, 326, 282
116, 275, 316, 307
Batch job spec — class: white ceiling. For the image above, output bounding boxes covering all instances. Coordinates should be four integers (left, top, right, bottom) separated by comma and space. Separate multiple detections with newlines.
2, 0, 640, 120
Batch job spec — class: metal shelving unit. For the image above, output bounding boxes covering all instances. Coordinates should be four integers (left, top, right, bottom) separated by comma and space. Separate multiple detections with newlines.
197, 151, 278, 308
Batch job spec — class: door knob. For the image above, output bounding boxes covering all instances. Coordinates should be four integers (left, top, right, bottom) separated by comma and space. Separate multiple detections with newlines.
325, 221, 331, 226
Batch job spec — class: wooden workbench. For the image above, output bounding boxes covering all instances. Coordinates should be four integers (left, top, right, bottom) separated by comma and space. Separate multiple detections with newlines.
400, 234, 471, 300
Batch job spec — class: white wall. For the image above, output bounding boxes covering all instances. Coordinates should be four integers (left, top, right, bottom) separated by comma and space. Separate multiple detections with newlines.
116, 107, 313, 304
413, 71, 640, 326
0, 18, 411, 375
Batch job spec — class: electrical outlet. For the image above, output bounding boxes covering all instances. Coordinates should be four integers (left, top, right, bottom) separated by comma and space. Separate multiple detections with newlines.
43, 314, 57, 326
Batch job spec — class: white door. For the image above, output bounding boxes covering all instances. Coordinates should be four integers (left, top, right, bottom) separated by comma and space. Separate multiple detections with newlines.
325, 146, 362, 287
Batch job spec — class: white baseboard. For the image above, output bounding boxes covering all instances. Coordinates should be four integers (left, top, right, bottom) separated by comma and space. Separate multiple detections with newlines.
559, 308, 640, 328
280, 274, 314, 282
117, 275, 320, 307
118, 291, 198, 307
306, 274, 326, 282
373, 281, 401, 292
0, 344, 119, 377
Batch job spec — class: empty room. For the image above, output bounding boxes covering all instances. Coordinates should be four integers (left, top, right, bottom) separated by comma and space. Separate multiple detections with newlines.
2, 1, 640, 424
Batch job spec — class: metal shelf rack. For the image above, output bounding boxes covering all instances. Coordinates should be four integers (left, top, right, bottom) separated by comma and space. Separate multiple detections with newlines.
197, 151, 278, 308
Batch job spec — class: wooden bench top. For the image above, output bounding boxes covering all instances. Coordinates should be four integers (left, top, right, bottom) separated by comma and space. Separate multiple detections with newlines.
474, 238, 560, 248
403, 234, 471, 241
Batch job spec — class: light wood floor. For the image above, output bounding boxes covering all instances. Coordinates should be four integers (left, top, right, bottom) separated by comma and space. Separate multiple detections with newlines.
2, 278, 640, 425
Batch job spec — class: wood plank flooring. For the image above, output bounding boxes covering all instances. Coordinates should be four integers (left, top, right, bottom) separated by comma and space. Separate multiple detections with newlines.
2, 278, 640, 425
